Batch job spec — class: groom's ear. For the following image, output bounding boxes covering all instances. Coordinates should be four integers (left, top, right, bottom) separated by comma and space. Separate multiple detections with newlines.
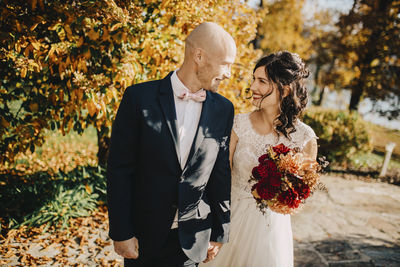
194, 48, 204, 64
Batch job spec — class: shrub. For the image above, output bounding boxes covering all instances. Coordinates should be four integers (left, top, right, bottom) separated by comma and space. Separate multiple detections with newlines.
20, 184, 98, 230
0, 165, 106, 231
303, 108, 373, 165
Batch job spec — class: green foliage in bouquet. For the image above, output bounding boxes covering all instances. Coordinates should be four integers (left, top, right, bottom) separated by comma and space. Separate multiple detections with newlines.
303, 107, 373, 165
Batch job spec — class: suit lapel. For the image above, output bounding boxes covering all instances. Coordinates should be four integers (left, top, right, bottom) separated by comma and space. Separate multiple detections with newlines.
158, 72, 181, 167
184, 91, 215, 170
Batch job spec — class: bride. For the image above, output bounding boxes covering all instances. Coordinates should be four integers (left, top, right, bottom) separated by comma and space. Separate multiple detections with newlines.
201, 51, 318, 267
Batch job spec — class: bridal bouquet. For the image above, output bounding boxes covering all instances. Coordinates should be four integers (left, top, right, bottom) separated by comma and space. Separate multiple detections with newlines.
250, 143, 327, 215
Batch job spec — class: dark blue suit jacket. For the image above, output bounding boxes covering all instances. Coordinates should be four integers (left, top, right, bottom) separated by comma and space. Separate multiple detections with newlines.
107, 72, 234, 262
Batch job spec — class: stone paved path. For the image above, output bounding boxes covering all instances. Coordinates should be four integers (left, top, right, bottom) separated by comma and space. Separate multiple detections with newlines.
292, 175, 400, 266
2, 174, 399, 266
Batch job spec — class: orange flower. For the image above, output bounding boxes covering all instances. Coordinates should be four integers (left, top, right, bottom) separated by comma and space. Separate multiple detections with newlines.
269, 202, 295, 215
277, 152, 303, 175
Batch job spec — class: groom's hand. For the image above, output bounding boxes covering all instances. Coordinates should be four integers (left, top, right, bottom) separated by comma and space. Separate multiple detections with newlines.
114, 237, 139, 259
203, 241, 223, 263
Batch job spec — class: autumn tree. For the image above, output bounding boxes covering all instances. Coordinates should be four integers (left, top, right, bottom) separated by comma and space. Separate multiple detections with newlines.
305, 9, 345, 105
256, 0, 312, 60
0, 0, 261, 166
334, 0, 400, 112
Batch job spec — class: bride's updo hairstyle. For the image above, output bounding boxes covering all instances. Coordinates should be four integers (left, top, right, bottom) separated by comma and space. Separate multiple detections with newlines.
254, 51, 310, 139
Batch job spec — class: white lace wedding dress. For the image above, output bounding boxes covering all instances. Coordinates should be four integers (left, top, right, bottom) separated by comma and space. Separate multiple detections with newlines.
200, 112, 317, 267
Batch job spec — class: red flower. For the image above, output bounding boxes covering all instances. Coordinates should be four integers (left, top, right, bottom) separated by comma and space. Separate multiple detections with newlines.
268, 171, 282, 187
258, 154, 270, 164
252, 165, 269, 180
264, 159, 278, 172
277, 188, 300, 209
295, 183, 311, 200
255, 180, 278, 200
253, 160, 280, 182
273, 143, 291, 155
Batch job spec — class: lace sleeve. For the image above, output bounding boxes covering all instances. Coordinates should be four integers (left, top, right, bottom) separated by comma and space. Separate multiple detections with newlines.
301, 123, 318, 147
291, 121, 318, 149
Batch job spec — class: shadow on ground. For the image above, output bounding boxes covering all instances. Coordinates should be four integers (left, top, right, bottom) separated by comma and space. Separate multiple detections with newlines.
295, 235, 400, 267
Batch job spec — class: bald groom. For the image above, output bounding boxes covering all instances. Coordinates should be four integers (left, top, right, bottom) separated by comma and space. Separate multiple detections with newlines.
107, 22, 236, 267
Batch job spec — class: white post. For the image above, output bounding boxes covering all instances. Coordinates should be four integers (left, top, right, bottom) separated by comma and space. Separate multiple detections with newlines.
379, 142, 396, 177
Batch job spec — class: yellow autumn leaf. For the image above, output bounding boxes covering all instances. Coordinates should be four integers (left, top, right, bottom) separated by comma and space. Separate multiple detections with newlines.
121, 32, 127, 42
49, 93, 57, 105
23, 44, 31, 57
87, 29, 99, 41
15, 43, 21, 53
20, 67, 27, 78
110, 22, 122, 32
31, 0, 38, 10
59, 90, 64, 102
85, 183, 92, 194
57, 27, 66, 41
87, 101, 97, 117
64, 25, 73, 40
84, 49, 91, 59
48, 45, 56, 60
100, 100, 107, 115
370, 58, 380, 67
30, 21, 40, 31
15, 20, 22, 32
77, 36, 84, 47
29, 103, 39, 112
76, 89, 83, 101
1, 117, 10, 128
67, 119, 73, 132
101, 28, 109, 41
161, 0, 171, 9
31, 119, 42, 129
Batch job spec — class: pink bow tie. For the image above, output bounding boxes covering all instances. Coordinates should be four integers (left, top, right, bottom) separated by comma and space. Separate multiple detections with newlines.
178, 89, 206, 102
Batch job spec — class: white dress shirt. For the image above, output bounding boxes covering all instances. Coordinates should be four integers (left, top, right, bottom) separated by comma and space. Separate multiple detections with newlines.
170, 70, 203, 228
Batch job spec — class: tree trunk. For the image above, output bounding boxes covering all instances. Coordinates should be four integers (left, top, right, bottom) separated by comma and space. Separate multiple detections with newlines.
312, 63, 322, 105
315, 86, 325, 106
348, 0, 388, 112
97, 126, 110, 167
349, 83, 363, 111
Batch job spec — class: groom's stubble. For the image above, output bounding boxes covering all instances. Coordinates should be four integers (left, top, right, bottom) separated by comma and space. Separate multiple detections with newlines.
178, 22, 236, 93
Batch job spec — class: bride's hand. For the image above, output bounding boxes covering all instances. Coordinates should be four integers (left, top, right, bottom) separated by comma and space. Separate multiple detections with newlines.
203, 241, 223, 263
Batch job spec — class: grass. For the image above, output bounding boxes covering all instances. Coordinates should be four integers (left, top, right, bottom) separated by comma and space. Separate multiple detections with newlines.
0, 126, 100, 232
350, 151, 400, 172
1, 126, 98, 175
328, 121, 400, 176
42, 125, 97, 146
367, 122, 400, 159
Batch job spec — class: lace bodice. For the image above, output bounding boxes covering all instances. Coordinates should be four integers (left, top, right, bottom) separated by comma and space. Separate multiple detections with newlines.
231, 113, 317, 199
